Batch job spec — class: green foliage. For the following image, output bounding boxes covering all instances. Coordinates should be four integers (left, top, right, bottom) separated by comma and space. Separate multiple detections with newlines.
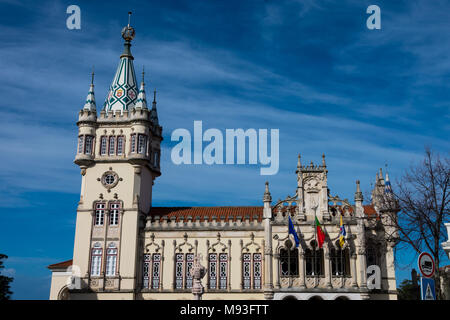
397, 279, 420, 300
0, 254, 13, 300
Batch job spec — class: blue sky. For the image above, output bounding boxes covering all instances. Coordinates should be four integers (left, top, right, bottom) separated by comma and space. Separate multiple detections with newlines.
0, 0, 449, 299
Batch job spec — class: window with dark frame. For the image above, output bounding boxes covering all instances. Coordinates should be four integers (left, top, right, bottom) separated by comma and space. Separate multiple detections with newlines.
280, 248, 299, 276
109, 136, 115, 156
109, 202, 120, 226
105, 244, 117, 277
130, 134, 136, 153
305, 243, 324, 276
117, 136, 124, 155
331, 246, 350, 276
90, 245, 102, 276
94, 202, 105, 226
100, 136, 107, 155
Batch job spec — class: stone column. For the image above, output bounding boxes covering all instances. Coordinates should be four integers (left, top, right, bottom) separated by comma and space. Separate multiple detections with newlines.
263, 182, 274, 299
298, 249, 306, 288
274, 252, 280, 289
350, 251, 358, 287
324, 244, 332, 288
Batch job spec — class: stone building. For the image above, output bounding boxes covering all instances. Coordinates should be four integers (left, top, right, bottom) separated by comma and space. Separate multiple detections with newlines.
48, 21, 398, 300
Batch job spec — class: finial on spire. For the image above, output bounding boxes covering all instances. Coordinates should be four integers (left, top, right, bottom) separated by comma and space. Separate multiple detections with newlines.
153, 89, 157, 103
355, 180, 363, 202
322, 153, 326, 167
91, 67, 95, 85
121, 11, 135, 42
142, 66, 145, 84
263, 181, 272, 202
297, 154, 301, 168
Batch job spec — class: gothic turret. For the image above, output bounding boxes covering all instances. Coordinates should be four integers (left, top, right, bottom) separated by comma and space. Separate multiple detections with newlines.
135, 71, 148, 110
83, 71, 96, 112
150, 89, 159, 126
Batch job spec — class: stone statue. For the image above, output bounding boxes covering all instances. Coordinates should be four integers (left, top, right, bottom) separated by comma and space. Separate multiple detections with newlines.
190, 254, 207, 300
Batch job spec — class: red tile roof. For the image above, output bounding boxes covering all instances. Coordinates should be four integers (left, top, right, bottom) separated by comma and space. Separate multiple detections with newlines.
148, 205, 379, 222
47, 259, 73, 270
149, 206, 263, 222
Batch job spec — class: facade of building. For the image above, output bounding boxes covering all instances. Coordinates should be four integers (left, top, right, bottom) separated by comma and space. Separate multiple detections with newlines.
48, 22, 398, 300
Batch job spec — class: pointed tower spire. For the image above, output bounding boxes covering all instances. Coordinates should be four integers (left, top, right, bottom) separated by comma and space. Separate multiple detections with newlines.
104, 12, 138, 113
83, 69, 96, 111
135, 67, 148, 110
355, 180, 363, 202
150, 88, 159, 125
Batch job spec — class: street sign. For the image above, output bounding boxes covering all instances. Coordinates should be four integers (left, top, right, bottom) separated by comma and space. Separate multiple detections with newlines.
420, 277, 436, 300
418, 252, 435, 278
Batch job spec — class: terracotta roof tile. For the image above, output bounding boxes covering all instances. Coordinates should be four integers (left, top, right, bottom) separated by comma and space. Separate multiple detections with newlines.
149, 206, 263, 222
47, 259, 73, 270
363, 205, 379, 218
149, 205, 379, 222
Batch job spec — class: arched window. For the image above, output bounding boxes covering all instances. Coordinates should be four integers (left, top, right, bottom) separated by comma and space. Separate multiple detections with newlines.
280, 241, 299, 277
305, 241, 324, 276
90, 243, 102, 276
105, 243, 117, 276
331, 244, 350, 276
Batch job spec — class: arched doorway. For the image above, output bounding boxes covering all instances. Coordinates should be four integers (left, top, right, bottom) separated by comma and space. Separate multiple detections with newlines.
335, 296, 350, 300
282, 295, 298, 300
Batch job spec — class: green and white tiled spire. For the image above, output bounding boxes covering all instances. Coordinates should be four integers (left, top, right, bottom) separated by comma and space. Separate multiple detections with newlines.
83, 71, 96, 111
104, 13, 138, 113
135, 69, 148, 110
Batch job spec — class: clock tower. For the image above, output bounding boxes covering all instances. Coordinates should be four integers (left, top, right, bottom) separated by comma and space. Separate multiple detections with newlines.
71, 16, 162, 297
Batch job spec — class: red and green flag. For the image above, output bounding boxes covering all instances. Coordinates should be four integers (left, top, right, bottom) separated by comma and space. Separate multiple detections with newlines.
315, 216, 325, 248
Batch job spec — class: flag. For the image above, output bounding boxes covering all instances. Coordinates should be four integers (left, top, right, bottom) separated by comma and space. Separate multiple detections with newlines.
288, 216, 300, 247
339, 215, 346, 248
315, 216, 325, 248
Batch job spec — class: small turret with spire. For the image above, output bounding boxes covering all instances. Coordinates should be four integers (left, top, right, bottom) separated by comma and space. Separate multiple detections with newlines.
135, 68, 148, 110
150, 88, 159, 126
83, 70, 96, 112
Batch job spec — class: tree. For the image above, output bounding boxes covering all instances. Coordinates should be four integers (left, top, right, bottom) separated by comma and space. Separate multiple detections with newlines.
379, 148, 449, 299
0, 254, 13, 300
397, 279, 420, 300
